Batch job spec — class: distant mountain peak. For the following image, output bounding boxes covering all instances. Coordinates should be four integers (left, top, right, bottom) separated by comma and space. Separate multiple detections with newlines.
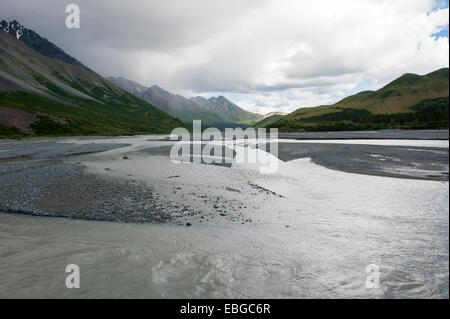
190, 94, 261, 124
149, 84, 164, 90
110, 76, 262, 126
146, 85, 172, 96
189, 96, 208, 106
0, 20, 25, 39
1, 19, 91, 71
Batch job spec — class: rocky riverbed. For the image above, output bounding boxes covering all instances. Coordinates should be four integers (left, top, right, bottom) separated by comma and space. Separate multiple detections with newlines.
0, 132, 448, 298
0, 132, 449, 224
0, 136, 279, 225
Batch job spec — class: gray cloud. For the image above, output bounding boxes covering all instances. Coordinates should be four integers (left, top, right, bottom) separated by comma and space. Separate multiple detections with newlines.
2, 0, 449, 113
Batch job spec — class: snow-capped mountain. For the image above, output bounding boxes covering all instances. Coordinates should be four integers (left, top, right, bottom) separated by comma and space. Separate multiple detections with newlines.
0, 27, 183, 136
0, 20, 25, 39
0, 19, 91, 71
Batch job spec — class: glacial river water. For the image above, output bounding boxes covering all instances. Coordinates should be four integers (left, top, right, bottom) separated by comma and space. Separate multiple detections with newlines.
0, 138, 448, 298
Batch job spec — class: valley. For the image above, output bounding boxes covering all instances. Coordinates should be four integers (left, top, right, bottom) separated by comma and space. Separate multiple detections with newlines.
0, 10, 448, 301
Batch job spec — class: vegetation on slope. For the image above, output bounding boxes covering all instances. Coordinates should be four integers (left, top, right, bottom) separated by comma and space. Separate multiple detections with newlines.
262, 68, 449, 132
265, 97, 448, 132
0, 89, 185, 137
0, 30, 185, 138
253, 114, 286, 129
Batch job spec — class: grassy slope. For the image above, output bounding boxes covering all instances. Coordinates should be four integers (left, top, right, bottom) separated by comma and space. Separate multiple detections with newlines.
253, 114, 286, 128
0, 31, 185, 138
334, 68, 449, 114
265, 68, 449, 131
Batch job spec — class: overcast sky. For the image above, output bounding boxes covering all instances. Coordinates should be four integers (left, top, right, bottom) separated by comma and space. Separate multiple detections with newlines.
2, 0, 449, 114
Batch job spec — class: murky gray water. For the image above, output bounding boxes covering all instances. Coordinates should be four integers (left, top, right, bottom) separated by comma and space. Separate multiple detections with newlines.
0, 138, 448, 298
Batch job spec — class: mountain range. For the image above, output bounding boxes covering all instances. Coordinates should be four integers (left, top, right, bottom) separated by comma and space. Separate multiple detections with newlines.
189, 95, 261, 124
107, 76, 263, 127
137, 85, 227, 128
0, 20, 183, 138
0, 19, 448, 138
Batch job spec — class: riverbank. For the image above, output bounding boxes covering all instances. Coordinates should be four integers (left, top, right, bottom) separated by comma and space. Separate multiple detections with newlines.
277, 129, 449, 140
0, 137, 448, 297
0, 132, 448, 224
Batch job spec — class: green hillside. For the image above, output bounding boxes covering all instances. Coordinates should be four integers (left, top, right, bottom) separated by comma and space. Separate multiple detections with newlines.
0, 30, 184, 138
261, 68, 449, 132
253, 114, 286, 129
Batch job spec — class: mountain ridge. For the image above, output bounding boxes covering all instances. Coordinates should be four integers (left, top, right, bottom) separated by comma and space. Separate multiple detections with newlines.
190, 95, 261, 124
107, 76, 147, 95
1, 19, 91, 72
0, 26, 184, 138
108, 76, 262, 126
259, 68, 449, 132
137, 84, 229, 127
